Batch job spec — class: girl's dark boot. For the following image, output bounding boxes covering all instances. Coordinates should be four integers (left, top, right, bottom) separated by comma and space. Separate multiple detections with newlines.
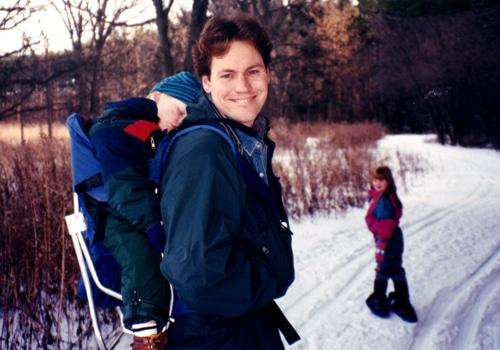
366, 280, 389, 318
388, 281, 418, 323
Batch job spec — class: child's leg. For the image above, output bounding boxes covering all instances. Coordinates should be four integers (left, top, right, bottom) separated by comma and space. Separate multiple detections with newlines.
385, 228, 418, 322
103, 216, 171, 334
379, 227, 405, 282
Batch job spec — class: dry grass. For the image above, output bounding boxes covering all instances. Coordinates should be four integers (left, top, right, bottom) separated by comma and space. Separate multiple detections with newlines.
0, 122, 69, 145
0, 126, 119, 348
2, 137, 69, 347
272, 120, 386, 217
0, 119, 426, 347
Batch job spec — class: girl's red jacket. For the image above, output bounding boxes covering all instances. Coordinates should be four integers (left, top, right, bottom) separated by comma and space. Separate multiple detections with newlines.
365, 189, 402, 242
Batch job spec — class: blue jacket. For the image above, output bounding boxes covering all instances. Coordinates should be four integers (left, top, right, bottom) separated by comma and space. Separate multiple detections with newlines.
158, 94, 296, 348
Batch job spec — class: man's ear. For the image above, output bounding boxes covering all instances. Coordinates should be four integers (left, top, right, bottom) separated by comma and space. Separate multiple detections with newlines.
202, 75, 211, 93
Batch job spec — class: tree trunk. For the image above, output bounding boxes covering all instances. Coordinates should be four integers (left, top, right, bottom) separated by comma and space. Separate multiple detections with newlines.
152, 0, 175, 77
183, 0, 208, 72
45, 82, 53, 139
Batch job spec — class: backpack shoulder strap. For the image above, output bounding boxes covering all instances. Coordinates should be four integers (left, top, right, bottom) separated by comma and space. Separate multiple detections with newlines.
149, 123, 241, 185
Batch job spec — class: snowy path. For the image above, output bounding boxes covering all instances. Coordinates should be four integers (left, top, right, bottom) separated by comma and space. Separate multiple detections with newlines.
281, 135, 500, 350
114, 135, 500, 349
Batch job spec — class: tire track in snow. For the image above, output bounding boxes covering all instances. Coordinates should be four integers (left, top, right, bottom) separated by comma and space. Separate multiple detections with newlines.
403, 145, 500, 350
282, 137, 500, 349
288, 255, 375, 337
409, 245, 500, 350
400, 145, 495, 239
390, 141, 500, 349
282, 240, 373, 325
283, 169, 495, 343
282, 190, 470, 323
280, 226, 374, 314
284, 173, 492, 340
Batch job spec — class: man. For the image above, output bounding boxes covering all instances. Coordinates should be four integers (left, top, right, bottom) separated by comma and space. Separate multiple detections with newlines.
158, 13, 299, 349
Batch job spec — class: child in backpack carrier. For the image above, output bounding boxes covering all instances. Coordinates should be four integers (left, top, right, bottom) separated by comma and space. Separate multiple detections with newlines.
364, 166, 418, 323
87, 72, 201, 349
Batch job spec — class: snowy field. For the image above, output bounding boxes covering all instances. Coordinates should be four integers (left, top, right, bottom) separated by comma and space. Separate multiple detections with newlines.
279, 134, 500, 350
115, 134, 500, 349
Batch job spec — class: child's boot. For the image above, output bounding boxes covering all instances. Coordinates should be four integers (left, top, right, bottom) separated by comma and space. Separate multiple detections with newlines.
389, 281, 418, 323
130, 320, 168, 350
366, 280, 390, 318
131, 332, 167, 350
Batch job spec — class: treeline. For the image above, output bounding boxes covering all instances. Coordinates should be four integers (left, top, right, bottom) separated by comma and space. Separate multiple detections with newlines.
1, 0, 499, 148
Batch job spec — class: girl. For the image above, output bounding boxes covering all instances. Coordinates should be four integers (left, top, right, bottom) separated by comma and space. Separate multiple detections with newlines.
364, 166, 418, 323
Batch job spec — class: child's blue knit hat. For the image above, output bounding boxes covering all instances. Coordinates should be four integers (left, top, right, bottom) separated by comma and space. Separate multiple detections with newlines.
150, 71, 201, 105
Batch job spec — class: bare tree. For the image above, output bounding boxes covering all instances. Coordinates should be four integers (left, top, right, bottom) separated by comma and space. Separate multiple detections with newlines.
0, 0, 44, 124
0, 0, 39, 58
182, 0, 208, 72
205, 0, 360, 120
151, 0, 176, 77
50, 0, 153, 114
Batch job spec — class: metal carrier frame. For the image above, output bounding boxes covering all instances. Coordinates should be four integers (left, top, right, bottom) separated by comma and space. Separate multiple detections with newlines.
65, 193, 125, 350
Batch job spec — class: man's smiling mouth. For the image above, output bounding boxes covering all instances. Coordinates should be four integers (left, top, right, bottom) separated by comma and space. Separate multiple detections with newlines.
232, 97, 254, 104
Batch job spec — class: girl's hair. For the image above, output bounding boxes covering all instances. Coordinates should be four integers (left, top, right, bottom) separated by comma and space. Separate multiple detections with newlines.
371, 166, 403, 208
192, 12, 273, 78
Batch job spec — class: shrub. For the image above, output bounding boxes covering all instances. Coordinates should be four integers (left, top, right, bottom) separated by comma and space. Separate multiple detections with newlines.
0, 120, 424, 347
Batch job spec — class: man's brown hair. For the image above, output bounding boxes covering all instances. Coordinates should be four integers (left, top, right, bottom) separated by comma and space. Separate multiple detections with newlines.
192, 12, 273, 79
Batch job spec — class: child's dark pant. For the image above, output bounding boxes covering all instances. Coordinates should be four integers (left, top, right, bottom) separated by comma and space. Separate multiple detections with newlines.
376, 227, 407, 282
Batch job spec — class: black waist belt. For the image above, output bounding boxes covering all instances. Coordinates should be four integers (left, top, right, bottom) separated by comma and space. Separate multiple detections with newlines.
265, 301, 301, 345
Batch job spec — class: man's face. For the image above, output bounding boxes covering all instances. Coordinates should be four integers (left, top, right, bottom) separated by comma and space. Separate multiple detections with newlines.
202, 40, 270, 128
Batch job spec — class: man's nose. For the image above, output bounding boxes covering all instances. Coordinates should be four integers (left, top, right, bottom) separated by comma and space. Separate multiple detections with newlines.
234, 75, 251, 92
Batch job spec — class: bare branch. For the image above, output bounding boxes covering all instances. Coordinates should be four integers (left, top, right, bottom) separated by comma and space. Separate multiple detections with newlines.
0, 0, 35, 31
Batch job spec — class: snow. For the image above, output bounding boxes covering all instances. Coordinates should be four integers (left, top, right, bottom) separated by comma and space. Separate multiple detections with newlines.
279, 134, 500, 350
115, 134, 500, 349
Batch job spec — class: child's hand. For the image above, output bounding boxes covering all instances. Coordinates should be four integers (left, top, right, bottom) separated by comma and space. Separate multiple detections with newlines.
375, 239, 387, 263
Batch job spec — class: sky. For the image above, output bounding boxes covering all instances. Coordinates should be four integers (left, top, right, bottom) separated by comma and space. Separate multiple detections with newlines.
107, 134, 500, 349
0, 0, 191, 54
1, 1, 361, 55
